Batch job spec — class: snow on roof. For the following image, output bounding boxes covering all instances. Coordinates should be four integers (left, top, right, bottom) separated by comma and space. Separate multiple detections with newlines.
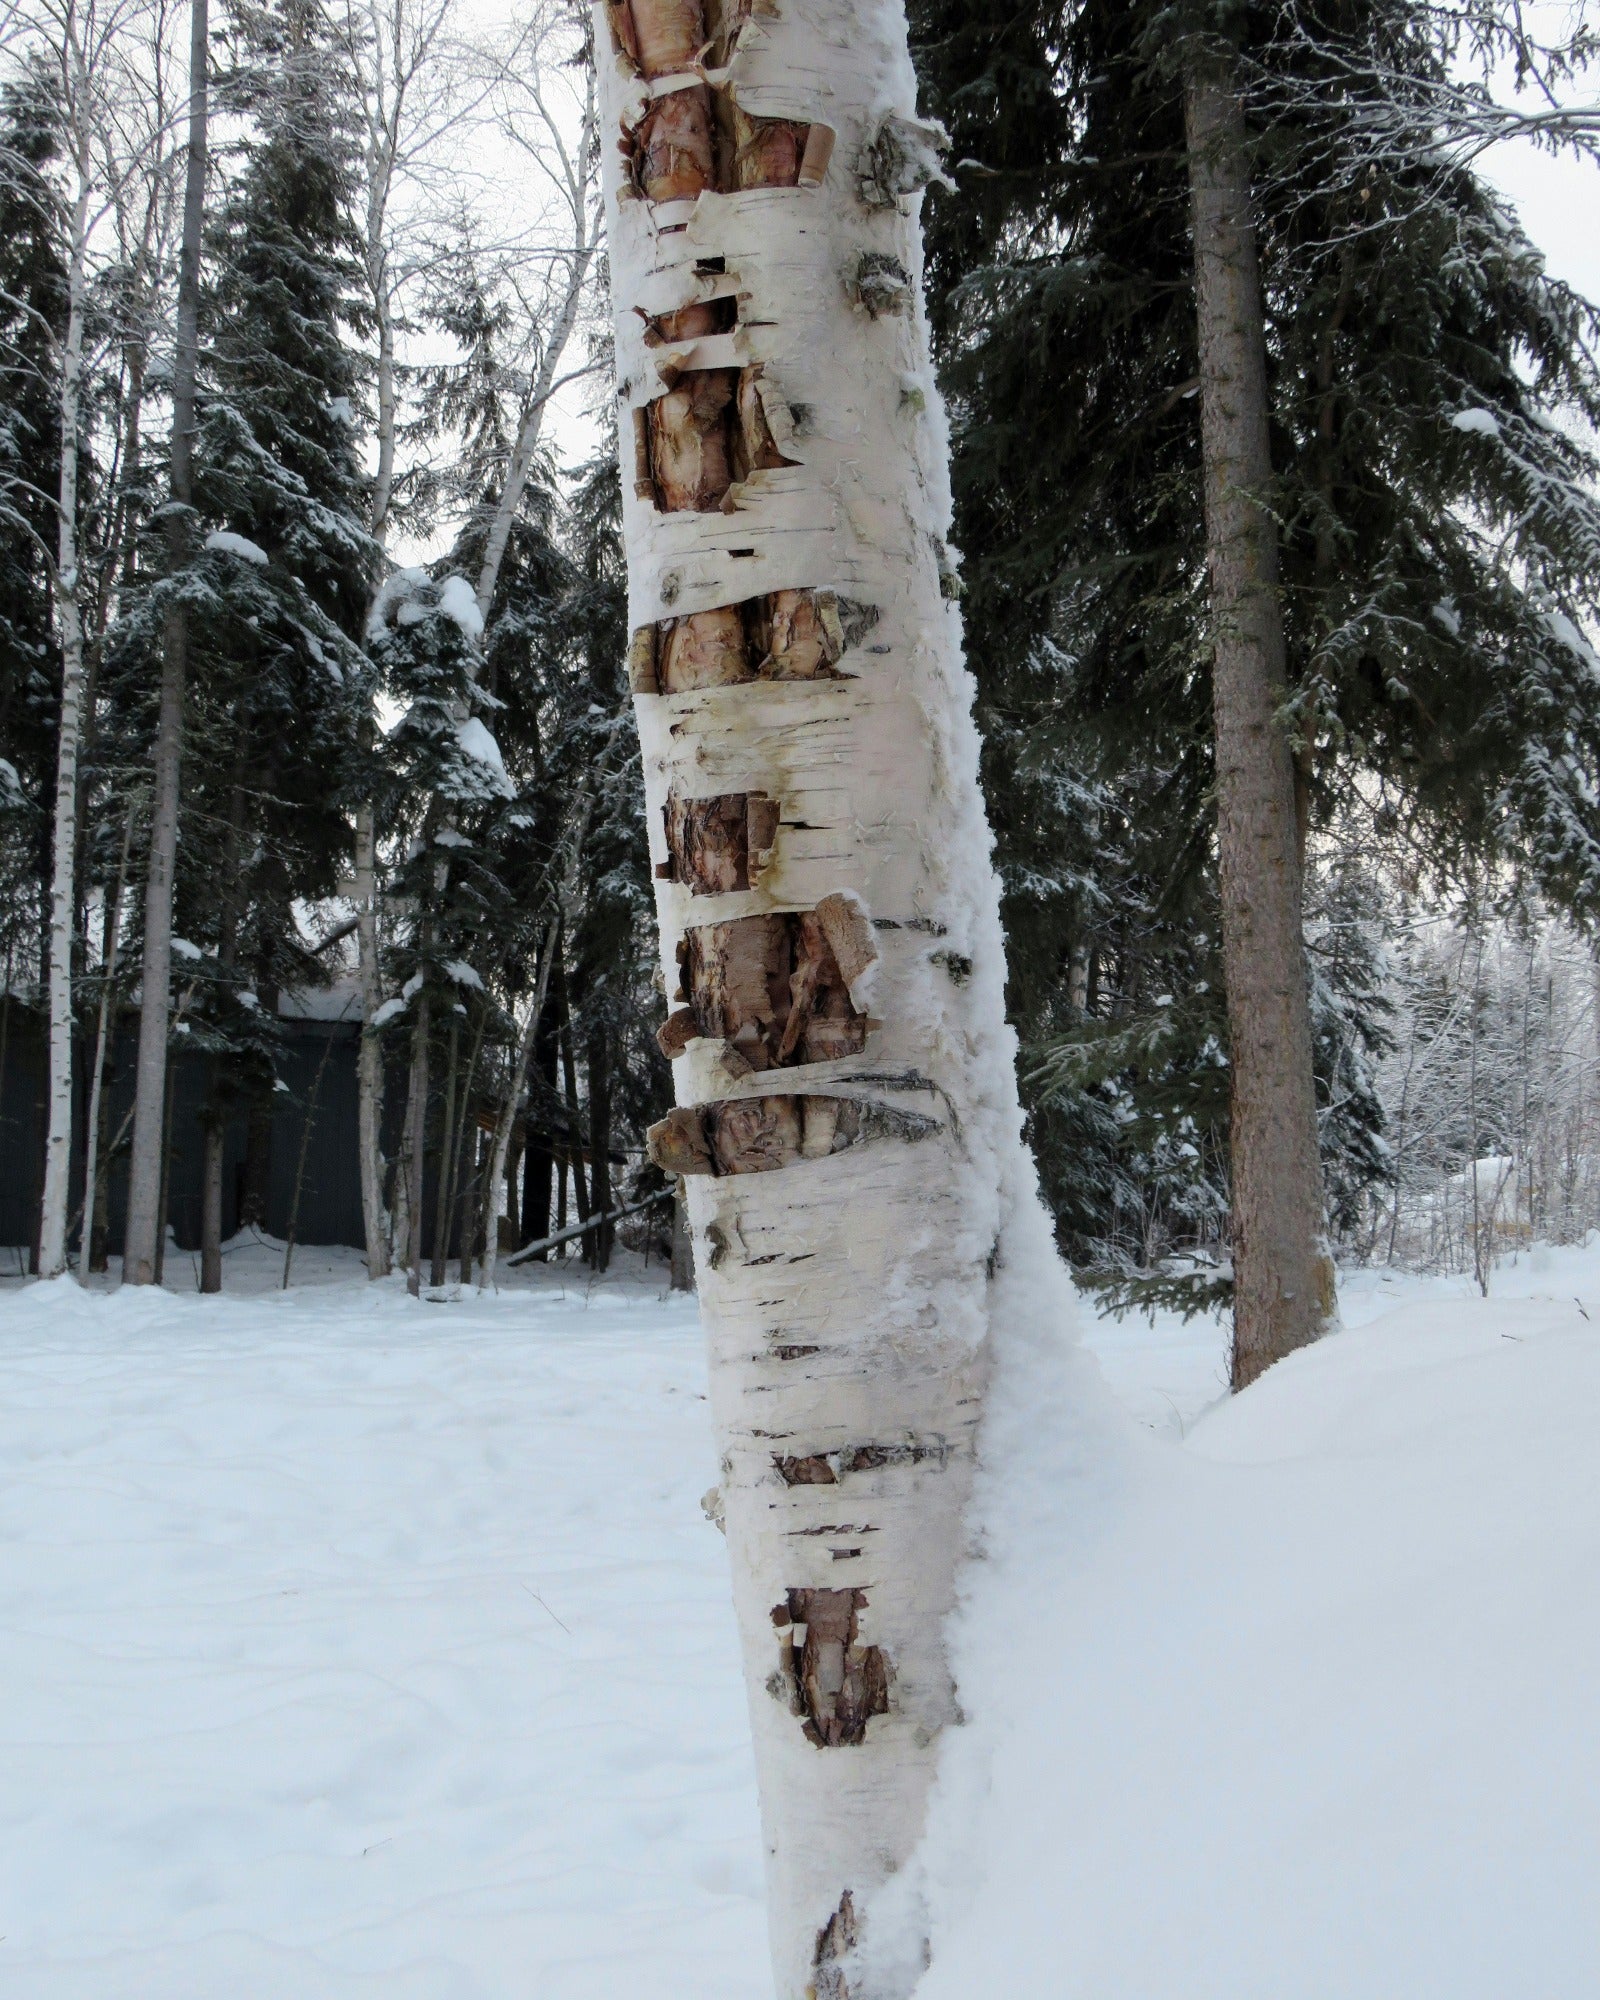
277, 980, 363, 1021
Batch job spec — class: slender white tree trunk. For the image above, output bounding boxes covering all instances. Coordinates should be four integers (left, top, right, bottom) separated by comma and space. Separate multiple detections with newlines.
472, 54, 599, 620
599, 2, 1035, 1988
77, 800, 135, 1281
353, 150, 399, 1277
38, 169, 94, 1279
475, 921, 556, 1288
353, 802, 390, 1274
472, 195, 597, 619
124, 0, 208, 1284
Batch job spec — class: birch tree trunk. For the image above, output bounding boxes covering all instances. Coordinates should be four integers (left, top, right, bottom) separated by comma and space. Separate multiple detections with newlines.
476, 923, 555, 1289
472, 52, 600, 622
354, 188, 390, 1279
78, 801, 135, 1281
124, 0, 207, 1285
402, 985, 431, 1295
598, 1, 1033, 1986
38, 167, 95, 1279
353, 803, 390, 1274
1183, 52, 1338, 1390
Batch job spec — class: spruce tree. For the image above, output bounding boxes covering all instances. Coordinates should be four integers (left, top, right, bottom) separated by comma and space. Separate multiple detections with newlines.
910, 0, 1600, 1311
0, 61, 68, 982
120, 0, 376, 1284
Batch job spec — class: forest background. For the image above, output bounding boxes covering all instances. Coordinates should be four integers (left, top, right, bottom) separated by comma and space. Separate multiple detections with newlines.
1, 0, 1598, 1307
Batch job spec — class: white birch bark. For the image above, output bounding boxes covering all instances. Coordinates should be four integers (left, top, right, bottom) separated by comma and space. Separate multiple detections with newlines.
345, 0, 428, 1281
77, 800, 135, 1280
123, 0, 207, 1285
597, 2, 1036, 1988
471, 46, 600, 620
473, 920, 555, 1289
38, 162, 94, 1279
353, 803, 390, 1274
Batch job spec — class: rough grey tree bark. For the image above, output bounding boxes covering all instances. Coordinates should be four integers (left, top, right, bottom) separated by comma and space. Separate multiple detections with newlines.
1183, 48, 1337, 1389
598, 0, 1037, 1988
123, 0, 207, 1285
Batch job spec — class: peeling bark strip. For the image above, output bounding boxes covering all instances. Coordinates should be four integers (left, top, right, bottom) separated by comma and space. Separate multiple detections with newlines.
627, 83, 820, 202
630, 588, 851, 690
646, 1093, 938, 1178
599, 0, 1032, 1985
660, 789, 778, 892
774, 1442, 940, 1484
637, 294, 738, 344
772, 1589, 890, 1747
643, 364, 796, 513
662, 893, 875, 1067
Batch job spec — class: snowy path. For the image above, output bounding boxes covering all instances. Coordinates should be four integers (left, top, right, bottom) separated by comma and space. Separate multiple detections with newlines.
0, 1250, 765, 1999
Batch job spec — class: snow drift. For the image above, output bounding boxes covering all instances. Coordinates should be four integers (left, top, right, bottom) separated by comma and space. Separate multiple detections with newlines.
902, 1252, 1600, 1999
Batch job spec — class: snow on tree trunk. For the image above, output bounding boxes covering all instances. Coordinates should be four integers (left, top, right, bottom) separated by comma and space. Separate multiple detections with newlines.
124, 0, 208, 1286
38, 173, 94, 1280
1183, 53, 1337, 1388
597, 0, 1036, 1987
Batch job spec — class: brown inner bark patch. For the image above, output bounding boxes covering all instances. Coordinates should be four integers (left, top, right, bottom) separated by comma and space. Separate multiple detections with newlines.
645, 365, 796, 513
711, 1092, 803, 1173
645, 589, 851, 691
629, 83, 717, 203
620, 51, 816, 205
676, 902, 871, 1068
774, 1442, 938, 1484
644, 1103, 716, 1177
782, 1589, 889, 1748
717, 97, 809, 189
637, 294, 737, 346
774, 1453, 837, 1485
662, 790, 777, 895
645, 1094, 866, 1177
605, 0, 706, 77
648, 367, 736, 510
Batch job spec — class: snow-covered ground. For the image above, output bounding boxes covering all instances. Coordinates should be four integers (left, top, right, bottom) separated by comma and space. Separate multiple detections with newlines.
914, 1242, 1600, 1999
0, 1241, 765, 1998
4, 1237, 1599, 1995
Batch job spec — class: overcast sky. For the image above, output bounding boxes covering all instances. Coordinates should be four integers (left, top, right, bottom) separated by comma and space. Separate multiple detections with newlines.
1480, 131, 1600, 306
